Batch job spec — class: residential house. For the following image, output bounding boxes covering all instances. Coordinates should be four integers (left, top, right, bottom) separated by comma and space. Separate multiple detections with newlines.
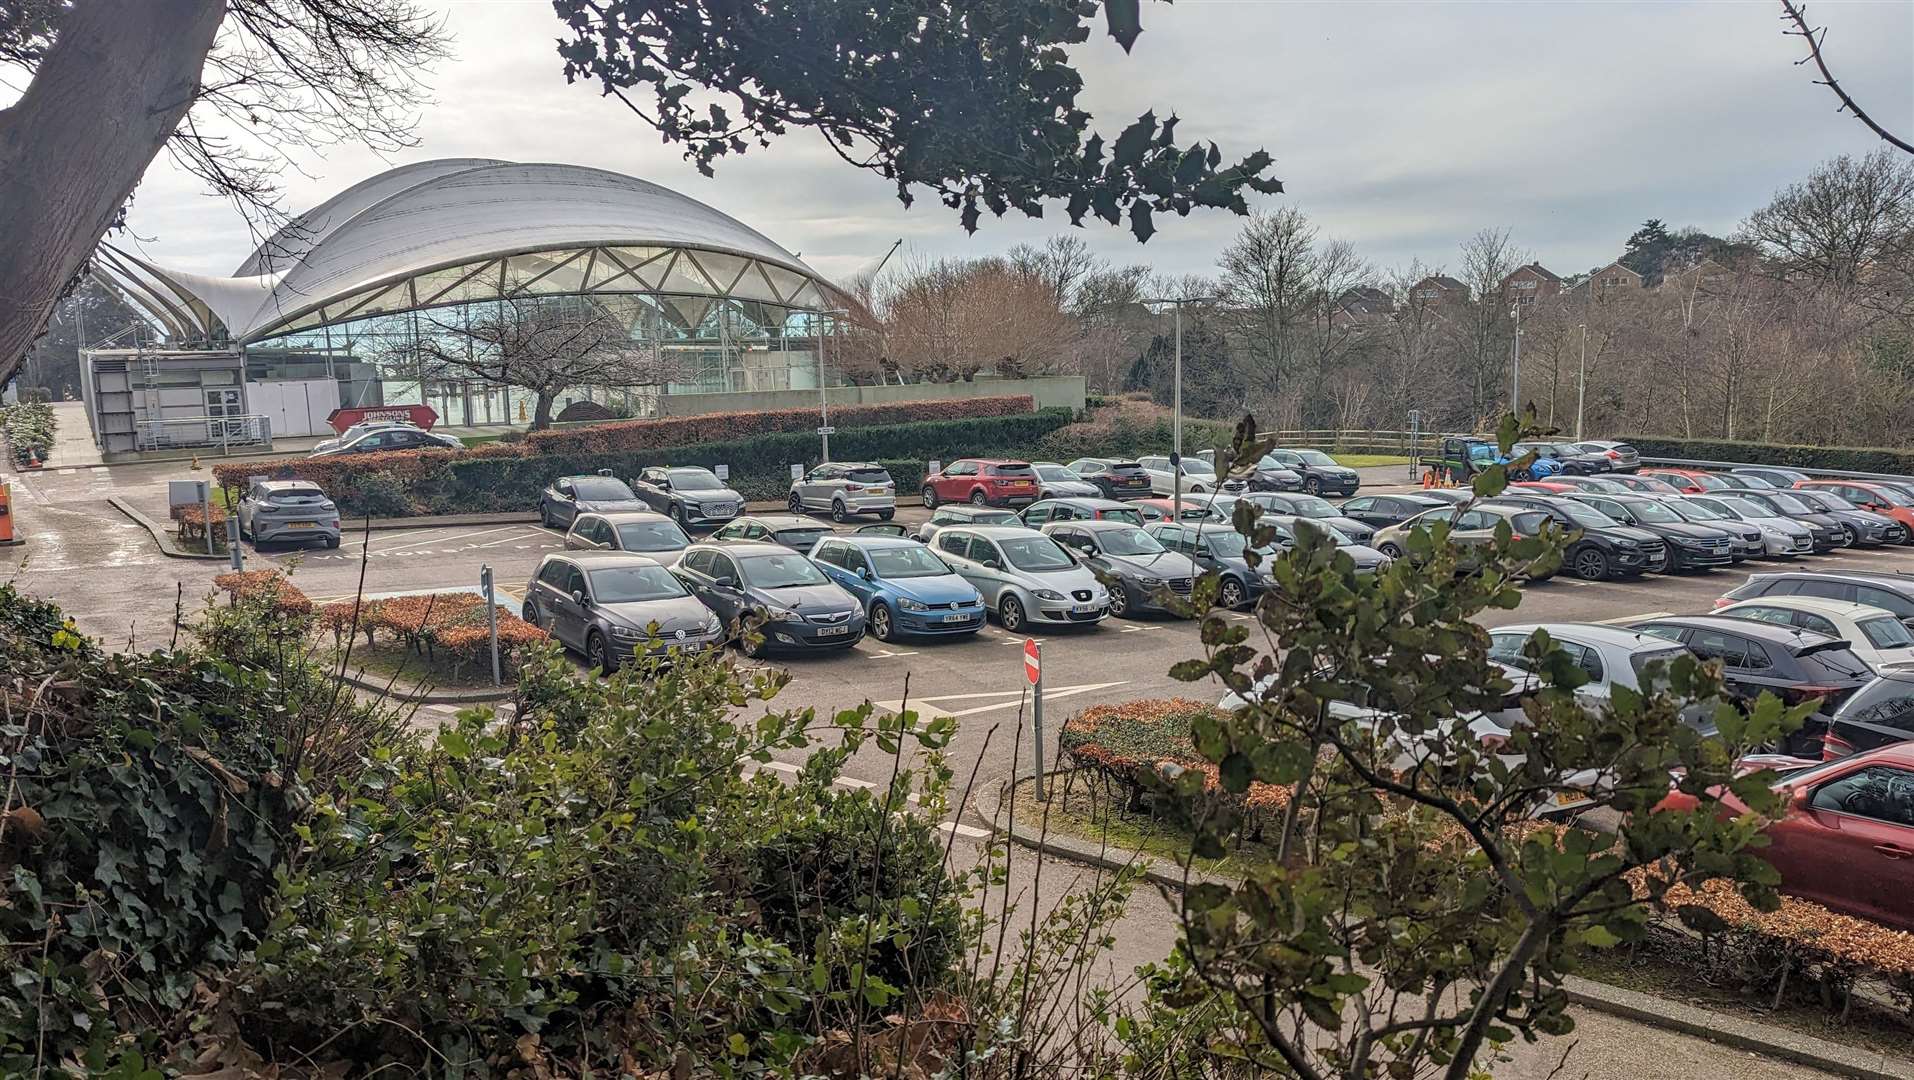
1566, 261, 1644, 302
1409, 275, 1469, 309
1331, 285, 1395, 327
1500, 263, 1562, 308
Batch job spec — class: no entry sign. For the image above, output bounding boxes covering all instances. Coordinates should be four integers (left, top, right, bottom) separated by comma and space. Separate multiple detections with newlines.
1023, 637, 1041, 686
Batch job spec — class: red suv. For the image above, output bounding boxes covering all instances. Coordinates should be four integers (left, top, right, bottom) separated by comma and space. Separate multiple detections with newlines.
1639, 467, 1730, 493
1657, 743, 1914, 930
1795, 480, 1914, 542
922, 459, 1041, 508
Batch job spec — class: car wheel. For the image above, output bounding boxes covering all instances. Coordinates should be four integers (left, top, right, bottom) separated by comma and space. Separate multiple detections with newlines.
1303, 476, 1322, 495
587, 631, 615, 675
788, 491, 804, 513
921, 485, 939, 509
879, 509, 895, 522
1219, 576, 1247, 609
324, 536, 340, 550
671, 503, 688, 526
521, 601, 540, 628
870, 603, 896, 642
1378, 542, 1404, 559
1842, 524, 1859, 547
831, 500, 849, 523
540, 502, 556, 529
998, 594, 1027, 633
1108, 585, 1130, 618
1572, 548, 1610, 581
969, 489, 989, 506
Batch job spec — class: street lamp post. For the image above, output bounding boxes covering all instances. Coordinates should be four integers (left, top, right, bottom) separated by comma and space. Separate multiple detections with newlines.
816, 307, 849, 462
1576, 322, 1588, 439
1141, 295, 1217, 508
1510, 302, 1523, 418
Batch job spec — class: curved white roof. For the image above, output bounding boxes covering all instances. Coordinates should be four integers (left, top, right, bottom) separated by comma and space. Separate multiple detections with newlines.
97, 159, 835, 344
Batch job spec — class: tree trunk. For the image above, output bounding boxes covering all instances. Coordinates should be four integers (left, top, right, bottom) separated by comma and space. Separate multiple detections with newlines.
0, 0, 226, 386
531, 389, 557, 430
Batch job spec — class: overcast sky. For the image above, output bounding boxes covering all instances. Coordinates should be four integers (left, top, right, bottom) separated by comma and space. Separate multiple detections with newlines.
120, 0, 1914, 288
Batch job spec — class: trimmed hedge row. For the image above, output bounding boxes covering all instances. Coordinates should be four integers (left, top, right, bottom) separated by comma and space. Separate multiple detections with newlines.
1032, 414, 1237, 464
524, 395, 1036, 455
1625, 435, 1914, 477
1060, 698, 1295, 827
222, 409, 1075, 517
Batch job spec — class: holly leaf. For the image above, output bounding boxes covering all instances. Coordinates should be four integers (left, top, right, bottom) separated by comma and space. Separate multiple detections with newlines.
1129, 201, 1156, 243
1112, 111, 1157, 168
1103, 0, 1143, 52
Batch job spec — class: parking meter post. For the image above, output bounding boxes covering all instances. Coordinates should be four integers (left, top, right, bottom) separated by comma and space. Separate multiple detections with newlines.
226, 514, 243, 570
481, 564, 501, 687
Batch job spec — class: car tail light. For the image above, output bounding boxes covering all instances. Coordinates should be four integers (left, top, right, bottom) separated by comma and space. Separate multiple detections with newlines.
1712, 597, 1733, 608
845, 484, 864, 493
1781, 684, 1846, 707
1606, 450, 1621, 459
1821, 733, 1855, 760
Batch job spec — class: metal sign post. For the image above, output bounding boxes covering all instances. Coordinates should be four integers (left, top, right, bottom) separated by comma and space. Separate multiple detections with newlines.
197, 481, 214, 556
1024, 637, 1045, 800
226, 514, 243, 570
1407, 409, 1423, 482
480, 564, 502, 687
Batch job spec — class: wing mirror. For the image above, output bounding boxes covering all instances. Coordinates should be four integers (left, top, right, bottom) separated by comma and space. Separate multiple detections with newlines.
714, 575, 737, 590
1789, 785, 1811, 810
1082, 543, 1100, 556
571, 589, 589, 607
856, 566, 873, 580
1195, 545, 1212, 557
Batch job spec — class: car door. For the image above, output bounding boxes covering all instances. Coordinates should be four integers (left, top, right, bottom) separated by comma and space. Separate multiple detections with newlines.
1339, 496, 1378, 527
698, 550, 748, 624
632, 468, 667, 513
937, 532, 992, 602
550, 478, 578, 524
238, 482, 261, 534
1024, 502, 1055, 526
1687, 628, 1779, 706
1769, 764, 1914, 926
799, 465, 833, 510
545, 562, 591, 649
935, 461, 973, 501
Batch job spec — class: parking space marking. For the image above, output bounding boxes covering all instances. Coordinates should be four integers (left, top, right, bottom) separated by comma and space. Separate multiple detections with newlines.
877, 681, 1129, 720
376, 524, 528, 553
1593, 611, 1673, 624
862, 648, 920, 659
1118, 624, 1165, 633
476, 529, 549, 548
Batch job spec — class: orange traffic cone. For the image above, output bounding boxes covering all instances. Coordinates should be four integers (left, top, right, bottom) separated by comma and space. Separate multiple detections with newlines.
24, 447, 41, 469
1422, 470, 1435, 489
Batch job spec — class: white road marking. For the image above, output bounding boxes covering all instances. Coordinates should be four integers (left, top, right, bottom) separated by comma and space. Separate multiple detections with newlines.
877, 681, 1129, 720
862, 648, 920, 659
338, 527, 439, 551
376, 524, 527, 553
1118, 624, 1164, 633
1593, 611, 1673, 624
476, 529, 549, 549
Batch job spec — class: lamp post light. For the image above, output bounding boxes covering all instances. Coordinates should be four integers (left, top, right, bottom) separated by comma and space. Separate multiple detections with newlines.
1576, 322, 1589, 440
1510, 302, 1523, 418
1141, 295, 1217, 507
815, 307, 849, 462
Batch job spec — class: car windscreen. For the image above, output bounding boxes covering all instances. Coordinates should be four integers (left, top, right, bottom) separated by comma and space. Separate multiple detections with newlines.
1666, 500, 1725, 521
846, 467, 892, 484
266, 485, 328, 503
1197, 530, 1247, 557
1557, 501, 1621, 528
1286, 495, 1338, 518
616, 520, 691, 551
1756, 491, 1814, 514
1034, 465, 1078, 482
1862, 487, 1910, 507
1296, 450, 1337, 467
1621, 499, 1680, 523
1713, 497, 1768, 519
1629, 648, 1689, 684
572, 478, 636, 500
1254, 454, 1296, 471
869, 545, 954, 578
1860, 616, 1914, 650
739, 553, 829, 588
1511, 512, 1553, 535
1098, 527, 1166, 556
1100, 507, 1145, 526
667, 469, 724, 491
974, 510, 1021, 526
773, 528, 834, 550
1798, 490, 1856, 511
589, 564, 688, 603
1000, 536, 1076, 572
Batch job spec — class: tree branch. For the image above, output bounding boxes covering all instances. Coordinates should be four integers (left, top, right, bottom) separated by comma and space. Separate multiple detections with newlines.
1780, 0, 1914, 155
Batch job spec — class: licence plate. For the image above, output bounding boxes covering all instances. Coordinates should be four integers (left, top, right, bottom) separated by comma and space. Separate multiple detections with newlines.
287, 521, 317, 529
941, 613, 971, 623
816, 624, 851, 637
1072, 603, 1098, 614
1553, 790, 1588, 807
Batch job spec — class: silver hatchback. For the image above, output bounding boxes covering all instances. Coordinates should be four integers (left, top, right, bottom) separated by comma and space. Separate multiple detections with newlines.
237, 479, 341, 548
788, 462, 897, 522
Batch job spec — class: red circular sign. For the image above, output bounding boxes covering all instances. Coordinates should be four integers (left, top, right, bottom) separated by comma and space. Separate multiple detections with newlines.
1023, 637, 1040, 685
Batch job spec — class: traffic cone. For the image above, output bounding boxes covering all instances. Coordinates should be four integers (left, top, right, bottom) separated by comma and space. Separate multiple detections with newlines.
23, 448, 40, 469
1422, 470, 1435, 489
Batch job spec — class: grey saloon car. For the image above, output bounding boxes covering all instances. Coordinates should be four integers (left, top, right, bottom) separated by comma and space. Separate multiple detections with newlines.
563, 511, 693, 565
522, 551, 725, 673
237, 479, 342, 547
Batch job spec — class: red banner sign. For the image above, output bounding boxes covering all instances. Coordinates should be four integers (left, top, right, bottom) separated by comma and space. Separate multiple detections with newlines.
326, 404, 439, 434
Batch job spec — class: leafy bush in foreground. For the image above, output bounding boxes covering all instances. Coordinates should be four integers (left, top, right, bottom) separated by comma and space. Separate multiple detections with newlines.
0, 399, 55, 466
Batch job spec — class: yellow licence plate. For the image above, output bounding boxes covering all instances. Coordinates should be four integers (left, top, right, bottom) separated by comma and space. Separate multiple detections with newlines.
1554, 790, 1587, 807
287, 521, 317, 529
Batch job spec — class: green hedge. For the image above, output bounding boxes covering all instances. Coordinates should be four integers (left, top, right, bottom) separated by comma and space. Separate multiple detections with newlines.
1625, 435, 1914, 476
1032, 415, 1237, 463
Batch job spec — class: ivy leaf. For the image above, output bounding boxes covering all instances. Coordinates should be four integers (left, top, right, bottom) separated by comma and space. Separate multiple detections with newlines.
1103, 0, 1143, 52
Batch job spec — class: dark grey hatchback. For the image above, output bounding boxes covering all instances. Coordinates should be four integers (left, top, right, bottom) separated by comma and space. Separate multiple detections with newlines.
523, 551, 725, 673
673, 541, 866, 656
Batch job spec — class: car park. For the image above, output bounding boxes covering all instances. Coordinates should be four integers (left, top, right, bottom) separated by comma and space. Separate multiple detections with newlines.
915, 505, 1026, 543
1731, 465, 1812, 490
1133, 496, 1230, 524
1629, 614, 1875, 753
1487, 623, 1700, 723
1335, 492, 1453, 529
1063, 458, 1154, 500
1259, 515, 1392, 575
1146, 520, 1271, 609
1715, 596, 1914, 672
1569, 439, 1642, 472
1651, 495, 1764, 562
1564, 492, 1734, 571
787, 462, 897, 522
563, 511, 693, 564
711, 515, 836, 553
922, 459, 1042, 508
1257, 448, 1360, 496
1539, 474, 1633, 493
1821, 673, 1914, 758
1136, 454, 1221, 496
1043, 519, 1202, 618
1030, 462, 1102, 500
1608, 473, 1683, 494
1238, 490, 1377, 543
811, 535, 986, 641
1716, 488, 1848, 551
1371, 504, 1556, 578
1641, 467, 1731, 493
1482, 493, 1663, 580
1654, 743, 1914, 930
1241, 453, 1305, 492
237, 479, 342, 548
1679, 493, 1815, 557
539, 473, 652, 529
522, 551, 724, 673
930, 525, 1110, 632
1513, 440, 1612, 475
308, 423, 463, 457
674, 541, 865, 656
1788, 488, 1906, 546
632, 466, 745, 528
1796, 480, 1914, 541
1021, 497, 1146, 527
1716, 572, 1914, 630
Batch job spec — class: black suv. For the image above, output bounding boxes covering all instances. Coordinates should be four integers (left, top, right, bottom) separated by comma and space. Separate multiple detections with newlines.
1259, 448, 1360, 496
1484, 494, 1664, 580
1512, 441, 1613, 476
1063, 458, 1154, 500
1567, 492, 1734, 571
632, 466, 746, 528
1337, 492, 1455, 529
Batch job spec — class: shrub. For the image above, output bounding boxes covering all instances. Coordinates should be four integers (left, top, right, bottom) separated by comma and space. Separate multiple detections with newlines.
526, 394, 1035, 455
1061, 698, 1296, 825
319, 592, 548, 679
0, 400, 55, 466
1626, 434, 1914, 476
212, 570, 313, 615
555, 399, 618, 422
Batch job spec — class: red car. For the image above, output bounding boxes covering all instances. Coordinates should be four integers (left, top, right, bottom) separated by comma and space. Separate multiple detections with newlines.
1795, 480, 1914, 542
1657, 743, 1914, 930
921, 459, 1041, 508
1640, 467, 1731, 494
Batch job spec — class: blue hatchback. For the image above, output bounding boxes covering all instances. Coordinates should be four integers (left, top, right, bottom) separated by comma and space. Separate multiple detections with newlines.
811, 535, 986, 642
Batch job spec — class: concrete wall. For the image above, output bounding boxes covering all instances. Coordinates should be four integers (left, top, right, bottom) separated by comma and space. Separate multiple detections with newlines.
656, 375, 1086, 417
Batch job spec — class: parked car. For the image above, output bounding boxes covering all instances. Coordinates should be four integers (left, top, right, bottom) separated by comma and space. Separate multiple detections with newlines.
632, 466, 745, 528
853, 522, 914, 539
308, 424, 462, 457
930, 526, 1110, 632
1136, 454, 1220, 497
673, 541, 865, 656
1569, 439, 1642, 472
1640, 467, 1731, 493
1507, 480, 1578, 495
1679, 493, 1816, 557
1134, 496, 1230, 524
811, 535, 986, 641
1335, 492, 1454, 529
1146, 520, 1272, 609
1822, 672, 1914, 758
539, 473, 651, 530
1787, 488, 1906, 546
1371, 504, 1557, 579
1513, 440, 1613, 476
1043, 520, 1202, 618
522, 551, 723, 673
1716, 572, 1914, 630
1415, 488, 1474, 506
1022, 497, 1146, 527
563, 510, 693, 565
1063, 458, 1154, 500
312, 419, 458, 454
1724, 472, 1780, 489
787, 462, 897, 522
1257, 448, 1360, 496
1538, 474, 1633, 493
1608, 473, 1684, 495
1650, 495, 1765, 562
1487, 623, 1701, 723
915, 505, 1027, 543
1629, 614, 1875, 753
1731, 465, 1812, 489
1238, 490, 1377, 544
922, 458, 1041, 508
1796, 480, 1914, 542
1655, 743, 1914, 930
1715, 596, 1914, 672
1029, 462, 1101, 500
1564, 492, 1735, 571
237, 479, 342, 548
1715, 488, 1848, 551
1240, 453, 1305, 492
1482, 493, 1664, 580
711, 514, 836, 553
1259, 515, 1393, 575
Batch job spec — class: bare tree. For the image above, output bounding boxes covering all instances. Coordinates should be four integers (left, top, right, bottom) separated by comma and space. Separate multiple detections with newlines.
878, 256, 1079, 381
1741, 149, 1914, 319
1215, 208, 1371, 423
1455, 228, 1526, 422
403, 299, 679, 430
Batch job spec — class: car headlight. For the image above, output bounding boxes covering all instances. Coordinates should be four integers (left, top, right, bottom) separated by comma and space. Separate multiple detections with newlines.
610, 624, 645, 641
1035, 589, 1067, 602
897, 597, 930, 612
760, 606, 800, 622
1616, 539, 1639, 550
703, 614, 724, 634
1137, 576, 1165, 588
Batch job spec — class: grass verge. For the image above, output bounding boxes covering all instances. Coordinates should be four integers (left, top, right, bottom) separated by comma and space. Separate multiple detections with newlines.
1329, 453, 1410, 468
1004, 772, 1281, 879
325, 640, 509, 696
